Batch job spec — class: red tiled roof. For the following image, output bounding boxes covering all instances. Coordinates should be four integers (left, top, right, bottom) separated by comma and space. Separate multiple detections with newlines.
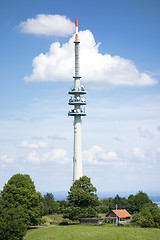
112, 209, 132, 218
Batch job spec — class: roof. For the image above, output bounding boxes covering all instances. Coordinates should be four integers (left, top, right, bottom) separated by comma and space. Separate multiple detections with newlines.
112, 209, 132, 218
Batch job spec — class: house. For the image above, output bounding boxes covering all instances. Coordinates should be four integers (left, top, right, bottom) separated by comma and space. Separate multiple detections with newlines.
105, 209, 132, 224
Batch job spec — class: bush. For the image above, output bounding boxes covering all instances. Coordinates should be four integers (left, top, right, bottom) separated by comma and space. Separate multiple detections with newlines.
0, 207, 27, 240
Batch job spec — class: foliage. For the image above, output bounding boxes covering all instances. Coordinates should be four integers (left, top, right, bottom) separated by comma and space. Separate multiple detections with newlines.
127, 191, 152, 214
97, 190, 160, 229
63, 176, 98, 221
98, 197, 114, 213
25, 223, 160, 240
97, 191, 154, 215
114, 194, 128, 209
0, 174, 44, 226
0, 207, 27, 240
64, 206, 98, 221
42, 214, 68, 225
57, 200, 69, 214
132, 203, 160, 228
96, 190, 160, 228
42, 193, 59, 215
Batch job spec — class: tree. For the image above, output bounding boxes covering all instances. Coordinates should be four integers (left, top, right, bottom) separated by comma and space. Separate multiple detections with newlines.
42, 193, 59, 215
132, 203, 160, 228
113, 194, 128, 209
57, 200, 68, 214
128, 191, 152, 213
63, 176, 98, 221
0, 207, 27, 240
1, 174, 43, 226
98, 197, 114, 213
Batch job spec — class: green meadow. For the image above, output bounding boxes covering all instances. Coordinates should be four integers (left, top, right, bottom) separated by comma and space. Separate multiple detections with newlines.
25, 224, 160, 240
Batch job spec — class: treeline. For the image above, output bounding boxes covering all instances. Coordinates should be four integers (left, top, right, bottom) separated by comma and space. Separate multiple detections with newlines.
98, 191, 154, 214
42, 190, 160, 228
42, 191, 155, 215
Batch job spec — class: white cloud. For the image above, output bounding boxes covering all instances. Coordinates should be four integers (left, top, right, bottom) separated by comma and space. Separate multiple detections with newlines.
24, 29, 157, 87
0, 155, 14, 168
83, 145, 105, 164
19, 14, 74, 36
27, 148, 69, 164
106, 151, 119, 160
133, 147, 147, 161
83, 145, 121, 165
1, 155, 14, 164
83, 145, 160, 168
28, 151, 40, 164
18, 140, 48, 149
43, 148, 69, 164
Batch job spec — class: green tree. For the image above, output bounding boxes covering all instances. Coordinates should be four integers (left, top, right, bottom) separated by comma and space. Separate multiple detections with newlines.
128, 191, 151, 213
57, 200, 68, 214
63, 176, 98, 221
98, 197, 114, 213
43, 193, 59, 215
0, 207, 27, 240
1, 174, 43, 226
132, 202, 160, 228
113, 195, 128, 209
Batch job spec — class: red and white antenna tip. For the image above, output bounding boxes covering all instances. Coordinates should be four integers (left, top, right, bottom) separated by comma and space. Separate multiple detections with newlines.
75, 18, 78, 41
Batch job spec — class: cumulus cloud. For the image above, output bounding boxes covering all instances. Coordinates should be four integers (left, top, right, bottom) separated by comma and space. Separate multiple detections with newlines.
24, 30, 157, 87
132, 147, 156, 168
83, 145, 160, 168
19, 14, 74, 36
43, 148, 69, 163
28, 151, 40, 164
83, 145, 122, 166
18, 140, 48, 149
27, 148, 69, 164
0, 155, 14, 168
1, 155, 14, 164
133, 147, 147, 161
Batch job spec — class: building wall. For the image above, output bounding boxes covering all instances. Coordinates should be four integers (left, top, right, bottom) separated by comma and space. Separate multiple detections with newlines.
125, 217, 131, 222
106, 211, 116, 218
80, 218, 101, 225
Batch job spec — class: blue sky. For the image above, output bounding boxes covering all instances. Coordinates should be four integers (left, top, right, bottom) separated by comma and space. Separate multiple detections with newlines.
0, 0, 160, 196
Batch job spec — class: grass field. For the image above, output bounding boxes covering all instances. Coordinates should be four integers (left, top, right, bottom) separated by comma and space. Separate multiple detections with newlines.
24, 224, 160, 240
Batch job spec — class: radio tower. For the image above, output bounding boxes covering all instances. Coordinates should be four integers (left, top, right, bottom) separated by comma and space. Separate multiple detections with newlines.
68, 18, 86, 181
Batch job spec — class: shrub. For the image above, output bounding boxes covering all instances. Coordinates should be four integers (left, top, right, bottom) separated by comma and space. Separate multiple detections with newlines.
0, 207, 27, 240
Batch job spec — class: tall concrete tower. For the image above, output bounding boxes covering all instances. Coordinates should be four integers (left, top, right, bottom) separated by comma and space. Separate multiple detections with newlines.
68, 18, 86, 181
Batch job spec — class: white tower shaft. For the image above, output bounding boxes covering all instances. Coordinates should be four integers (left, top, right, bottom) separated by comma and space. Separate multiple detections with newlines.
73, 115, 82, 180
68, 18, 86, 182
73, 32, 82, 181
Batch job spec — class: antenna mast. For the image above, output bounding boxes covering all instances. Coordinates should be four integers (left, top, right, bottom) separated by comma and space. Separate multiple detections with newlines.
68, 18, 86, 181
